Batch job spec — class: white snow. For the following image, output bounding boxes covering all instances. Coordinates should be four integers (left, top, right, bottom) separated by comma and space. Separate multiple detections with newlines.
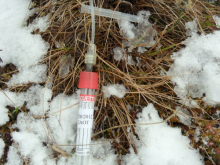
119, 20, 136, 39
89, 140, 117, 165
213, 15, 220, 28
5, 144, 23, 165
185, 19, 198, 36
122, 103, 204, 165
28, 14, 50, 32
10, 90, 117, 164
46, 93, 79, 153
12, 132, 48, 165
55, 141, 117, 165
113, 47, 134, 65
0, 0, 49, 86
8, 65, 47, 86
0, 84, 52, 126
113, 47, 124, 61
0, 90, 23, 126
0, 138, 5, 158
103, 84, 127, 98
167, 31, 220, 105
12, 113, 48, 142
22, 84, 52, 115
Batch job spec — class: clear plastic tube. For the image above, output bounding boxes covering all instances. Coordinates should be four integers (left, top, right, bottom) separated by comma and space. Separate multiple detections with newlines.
84, 1, 96, 71
89, 0, 95, 44
75, 88, 95, 165
81, 4, 141, 23
76, 2, 97, 165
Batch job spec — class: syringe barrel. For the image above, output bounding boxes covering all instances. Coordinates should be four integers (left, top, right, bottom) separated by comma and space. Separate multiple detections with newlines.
76, 72, 98, 165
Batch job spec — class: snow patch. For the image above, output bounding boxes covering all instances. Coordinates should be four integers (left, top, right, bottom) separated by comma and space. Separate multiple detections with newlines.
46, 93, 79, 153
0, 90, 23, 126
9, 89, 117, 164
167, 31, 220, 105
12, 132, 47, 165
17, 84, 52, 116
113, 47, 134, 65
12, 113, 48, 142
121, 103, 204, 165
5, 144, 23, 165
28, 14, 50, 32
213, 15, 220, 28
89, 140, 117, 165
8, 65, 47, 86
119, 20, 136, 39
113, 47, 124, 61
103, 84, 127, 98
0, 0, 49, 86
185, 19, 198, 37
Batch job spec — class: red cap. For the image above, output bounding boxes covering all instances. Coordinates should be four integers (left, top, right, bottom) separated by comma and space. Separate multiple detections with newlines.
78, 71, 99, 89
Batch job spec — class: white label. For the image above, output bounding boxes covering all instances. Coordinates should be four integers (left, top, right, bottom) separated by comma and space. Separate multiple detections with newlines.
76, 94, 95, 156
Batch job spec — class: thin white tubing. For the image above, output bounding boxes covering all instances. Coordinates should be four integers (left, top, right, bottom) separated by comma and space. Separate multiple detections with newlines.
90, 0, 95, 44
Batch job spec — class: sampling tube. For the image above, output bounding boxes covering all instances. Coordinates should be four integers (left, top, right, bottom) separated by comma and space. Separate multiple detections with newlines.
75, 72, 98, 165
76, 1, 98, 164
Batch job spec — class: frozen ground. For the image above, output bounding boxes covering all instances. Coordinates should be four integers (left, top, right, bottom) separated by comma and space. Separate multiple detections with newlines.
1, 0, 220, 164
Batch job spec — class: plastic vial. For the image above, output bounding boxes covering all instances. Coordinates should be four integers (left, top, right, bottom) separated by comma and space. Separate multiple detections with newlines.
76, 71, 98, 165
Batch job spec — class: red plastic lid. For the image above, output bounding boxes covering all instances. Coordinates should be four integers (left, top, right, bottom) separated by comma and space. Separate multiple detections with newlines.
78, 71, 99, 89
